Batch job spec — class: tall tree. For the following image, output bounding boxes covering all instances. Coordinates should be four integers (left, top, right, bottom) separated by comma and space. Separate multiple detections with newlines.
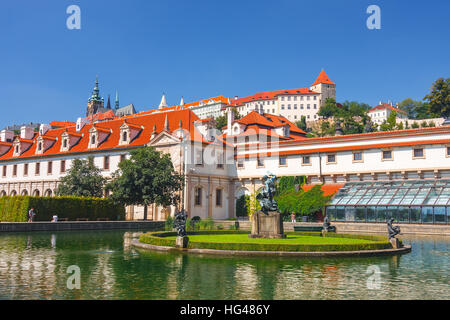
398, 98, 421, 119
56, 157, 106, 197
424, 78, 450, 118
106, 146, 183, 220
295, 116, 307, 131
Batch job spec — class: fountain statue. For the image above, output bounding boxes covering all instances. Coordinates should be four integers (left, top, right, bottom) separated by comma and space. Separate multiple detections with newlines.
249, 173, 286, 239
173, 209, 189, 248
387, 218, 401, 248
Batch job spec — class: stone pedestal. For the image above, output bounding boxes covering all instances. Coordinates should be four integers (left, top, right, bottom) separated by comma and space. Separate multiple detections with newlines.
176, 236, 189, 248
249, 211, 286, 239
390, 238, 400, 249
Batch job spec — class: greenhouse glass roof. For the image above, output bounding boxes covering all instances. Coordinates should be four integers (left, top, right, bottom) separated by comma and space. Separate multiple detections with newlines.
329, 180, 450, 206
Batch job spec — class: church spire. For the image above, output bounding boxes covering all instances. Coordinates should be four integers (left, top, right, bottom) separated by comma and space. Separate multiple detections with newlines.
115, 90, 119, 109
106, 95, 111, 109
159, 94, 168, 109
180, 96, 184, 106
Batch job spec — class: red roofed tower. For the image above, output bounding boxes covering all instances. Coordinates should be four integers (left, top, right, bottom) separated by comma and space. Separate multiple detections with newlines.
310, 70, 336, 107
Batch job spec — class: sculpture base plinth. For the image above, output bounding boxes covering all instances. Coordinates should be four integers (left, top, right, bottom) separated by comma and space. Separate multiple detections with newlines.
249, 211, 286, 239
390, 238, 400, 249
176, 236, 189, 248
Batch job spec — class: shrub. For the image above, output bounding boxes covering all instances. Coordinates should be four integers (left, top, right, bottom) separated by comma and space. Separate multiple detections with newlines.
139, 231, 392, 252
165, 215, 174, 231
197, 217, 215, 230
0, 196, 125, 222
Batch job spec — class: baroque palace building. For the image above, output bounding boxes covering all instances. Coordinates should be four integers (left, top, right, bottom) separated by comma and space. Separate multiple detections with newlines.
0, 78, 449, 223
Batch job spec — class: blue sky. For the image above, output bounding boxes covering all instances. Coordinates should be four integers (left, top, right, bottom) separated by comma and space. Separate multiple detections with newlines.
0, 0, 449, 129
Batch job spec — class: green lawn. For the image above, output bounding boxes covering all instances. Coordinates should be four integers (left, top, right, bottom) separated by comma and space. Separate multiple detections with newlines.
165, 234, 378, 245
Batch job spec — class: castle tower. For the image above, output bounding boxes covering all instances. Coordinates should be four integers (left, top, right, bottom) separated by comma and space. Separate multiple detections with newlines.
86, 76, 104, 117
310, 70, 336, 107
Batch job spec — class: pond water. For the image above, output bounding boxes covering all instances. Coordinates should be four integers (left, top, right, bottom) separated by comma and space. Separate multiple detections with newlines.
0, 230, 448, 300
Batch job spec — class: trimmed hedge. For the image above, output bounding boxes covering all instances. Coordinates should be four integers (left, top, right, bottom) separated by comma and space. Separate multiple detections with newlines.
0, 196, 125, 222
139, 230, 392, 252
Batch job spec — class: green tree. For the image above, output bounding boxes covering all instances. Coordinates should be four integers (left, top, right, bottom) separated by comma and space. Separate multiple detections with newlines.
411, 121, 420, 129
245, 192, 261, 220
56, 157, 107, 197
424, 78, 450, 118
107, 146, 183, 220
275, 185, 331, 219
295, 116, 307, 131
215, 108, 242, 131
236, 194, 249, 217
318, 98, 340, 118
380, 111, 397, 131
398, 98, 421, 119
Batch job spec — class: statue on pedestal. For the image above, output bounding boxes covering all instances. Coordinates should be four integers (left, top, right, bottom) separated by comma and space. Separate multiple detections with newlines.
256, 173, 278, 213
173, 209, 189, 248
387, 218, 401, 239
250, 173, 285, 239
387, 218, 401, 249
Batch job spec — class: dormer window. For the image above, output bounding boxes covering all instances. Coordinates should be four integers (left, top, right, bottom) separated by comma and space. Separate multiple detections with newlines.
88, 126, 111, 149
15, 145, 19, 154
60, 131, 81, 152
119, 121, 142, 146
37, 142, 42, 152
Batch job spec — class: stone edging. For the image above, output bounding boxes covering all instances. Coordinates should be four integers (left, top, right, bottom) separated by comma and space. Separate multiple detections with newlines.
0, 221, 164, 232
131, 239, 412, 257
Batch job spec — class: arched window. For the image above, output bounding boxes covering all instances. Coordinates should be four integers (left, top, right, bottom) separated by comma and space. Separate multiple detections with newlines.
21, 190, 28, 196
0, 190, 7, 197
33, 189, 40, 197
10, 190, 17, 196
44, 189, 52, 197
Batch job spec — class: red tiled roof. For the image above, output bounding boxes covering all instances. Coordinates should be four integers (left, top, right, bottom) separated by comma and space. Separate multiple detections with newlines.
49, 121, 76, 128
302, 184, 343, 196
369, 104, 407, 114
228, 88, 319, 107
236, 138, 450, 159
236, 111, 307, 136
0, 109, 206, 161
311, 70, 335, 86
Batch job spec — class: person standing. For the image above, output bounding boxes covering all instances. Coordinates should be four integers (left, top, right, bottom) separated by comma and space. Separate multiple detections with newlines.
291, 212, 296, 223
28, 208, 36, 222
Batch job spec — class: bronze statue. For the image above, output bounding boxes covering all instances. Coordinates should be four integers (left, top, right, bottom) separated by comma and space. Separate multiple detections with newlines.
323, 216, 332, 232
173, 209, 187, 237
256, 173, 278, 213
387, 218, 401, 239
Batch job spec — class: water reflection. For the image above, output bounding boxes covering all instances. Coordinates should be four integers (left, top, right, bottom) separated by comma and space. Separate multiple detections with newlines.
0, 231, 448, 300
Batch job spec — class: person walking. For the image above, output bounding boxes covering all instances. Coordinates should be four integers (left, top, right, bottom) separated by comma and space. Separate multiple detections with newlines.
28, 208, 36, 222
291, 212, 296, 223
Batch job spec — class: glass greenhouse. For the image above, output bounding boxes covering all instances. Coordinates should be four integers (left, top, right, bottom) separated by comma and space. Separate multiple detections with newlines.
326, 180, 450, 224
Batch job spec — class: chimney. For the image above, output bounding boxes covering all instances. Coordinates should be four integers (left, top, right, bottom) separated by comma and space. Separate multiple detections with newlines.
0, 130, 14, 142
39, 124, 51, 136
76, 117, 89, 132
20, 126, 34, 140
227, 107, 235, 135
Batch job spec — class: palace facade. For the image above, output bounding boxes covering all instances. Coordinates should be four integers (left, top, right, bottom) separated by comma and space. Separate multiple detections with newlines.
0, 78, 449, 224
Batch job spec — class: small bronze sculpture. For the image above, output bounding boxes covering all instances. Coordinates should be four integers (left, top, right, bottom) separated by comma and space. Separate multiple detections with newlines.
256, 173, 278, 213
387, 218, 401, 239
173, 209, 187, 237
323, 216, 332, 232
